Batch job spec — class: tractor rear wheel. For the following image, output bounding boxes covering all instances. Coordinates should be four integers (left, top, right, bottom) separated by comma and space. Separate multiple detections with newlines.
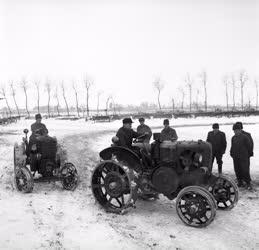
91, 160, 138, 214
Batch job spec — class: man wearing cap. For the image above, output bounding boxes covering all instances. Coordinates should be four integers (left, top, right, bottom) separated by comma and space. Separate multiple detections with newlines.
137, 118, 152, 143
230, 123, 253, 189
31, 113, 48, 136
116, 118, 143, 149
236, 121, 254, 157
160, 119, 178, 142
206, 123, 227, 174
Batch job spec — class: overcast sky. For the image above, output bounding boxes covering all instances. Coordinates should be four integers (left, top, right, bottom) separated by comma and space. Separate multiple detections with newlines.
0, 0, 258, 109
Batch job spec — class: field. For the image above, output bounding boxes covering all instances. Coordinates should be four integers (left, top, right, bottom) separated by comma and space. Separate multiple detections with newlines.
0, 117, 258, 250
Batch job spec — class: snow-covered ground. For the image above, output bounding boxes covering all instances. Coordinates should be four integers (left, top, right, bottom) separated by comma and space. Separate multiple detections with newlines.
0, 117, 259, 250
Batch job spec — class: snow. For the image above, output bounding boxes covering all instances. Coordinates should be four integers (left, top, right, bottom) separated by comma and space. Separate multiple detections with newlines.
0, 117, 259, 249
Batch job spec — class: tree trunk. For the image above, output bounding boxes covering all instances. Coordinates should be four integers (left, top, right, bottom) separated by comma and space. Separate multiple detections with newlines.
172, 98, 175, 113
225, 83, 229, 111
75, 92, 80, 117
24, 89, 30, 117
204, 84, 207, 111
37, 90, 40, 113
157, 90, 161, 110
4, 97, 12, 117
47, 93, 50, 118
86, 90, 89, 117
189, 86, 192, 112
241, 85, 244, 110
10, 84, 20, 116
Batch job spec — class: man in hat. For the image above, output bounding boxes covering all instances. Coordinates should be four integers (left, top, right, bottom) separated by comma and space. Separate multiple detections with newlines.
116, 118, 144, 149
236, 121, 254, 157
230, 123, 253, 190
160, 119, 178, 142
137, 118, 152, 143
31, 113, 48, 136
206, 123, 227, 174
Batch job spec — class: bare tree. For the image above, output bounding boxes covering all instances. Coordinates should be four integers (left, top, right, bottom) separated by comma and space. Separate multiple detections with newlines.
171, 97, 175, 113
185, 73, 193, 112
54, 86, 60, 116
105, 95, 112, 116
45, 79, 51, 118
199, 71, 208, 111
20, 77, 30, 117
10, 81, 20, 116
178, 87, 185, 111
153, 77, 164, 111
238, 70, 248, 110
83, 76, 93, 117
223, 75, 229, 111
96, 91, 103, 115
61, 82, 70, 116
72, 81, 80, 117
0, 85, 12, 117
230, 74, 236, 109
196, 89, 199, 110
255, 79, 258, 110
34, 80, 40, 113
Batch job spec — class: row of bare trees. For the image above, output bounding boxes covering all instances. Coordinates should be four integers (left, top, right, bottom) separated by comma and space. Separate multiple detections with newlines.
153, 70, 258, 112
0, 76, 116, 118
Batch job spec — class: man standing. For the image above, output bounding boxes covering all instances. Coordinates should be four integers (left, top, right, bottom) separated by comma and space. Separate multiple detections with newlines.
206, 123, 227, 174
160, 119, 178, 142
236, 121, 254, 157
137, 118, 152, 143
230, 123, 253, 190
116, 118, 141, 149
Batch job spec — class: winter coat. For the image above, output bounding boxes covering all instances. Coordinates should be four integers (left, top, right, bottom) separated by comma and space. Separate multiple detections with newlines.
242, 131, 254, 157
116, 127, 140, 148
160, 127, 178, 142
230, 133, 253, 159
31, 122, 48, 135
206, 130, 227, 155
137, 124, 152, 142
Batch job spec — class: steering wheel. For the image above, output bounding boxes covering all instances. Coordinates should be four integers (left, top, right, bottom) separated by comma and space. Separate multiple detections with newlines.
133, 134, 146, 143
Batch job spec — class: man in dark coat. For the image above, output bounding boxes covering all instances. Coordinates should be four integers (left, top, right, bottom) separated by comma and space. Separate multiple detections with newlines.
116, 118, 142, 149
206, 123, 227, 174
26, 113, 48, 156
160, 119, 178, 142
230, 123, 253, 189
31, 113, 48, 136
137, 118, 152, 143
236, 121, 254, 157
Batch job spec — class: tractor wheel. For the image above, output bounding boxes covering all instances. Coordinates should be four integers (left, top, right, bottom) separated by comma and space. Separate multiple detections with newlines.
91, 160, 138, 214
14, 166, 34, 193
61, 162, 79, 191
176, 186, 217, 228
209, 175, 239, 210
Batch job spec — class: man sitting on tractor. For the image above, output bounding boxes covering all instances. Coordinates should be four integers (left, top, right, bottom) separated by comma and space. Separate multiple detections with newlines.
25, 114, 49, 156
31, 113, 48, 137
115, 118, 148, 149
160, 119, 178, 142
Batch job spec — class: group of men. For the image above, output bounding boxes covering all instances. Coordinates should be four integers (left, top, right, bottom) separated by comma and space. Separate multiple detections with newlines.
115, 117, 177, 147
208, 122, 253, 190
115, 117, 254, 190
32, 114, 254, 190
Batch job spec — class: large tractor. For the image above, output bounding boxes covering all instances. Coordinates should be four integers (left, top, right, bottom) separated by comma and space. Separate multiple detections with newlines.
91, 133, 238, 227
